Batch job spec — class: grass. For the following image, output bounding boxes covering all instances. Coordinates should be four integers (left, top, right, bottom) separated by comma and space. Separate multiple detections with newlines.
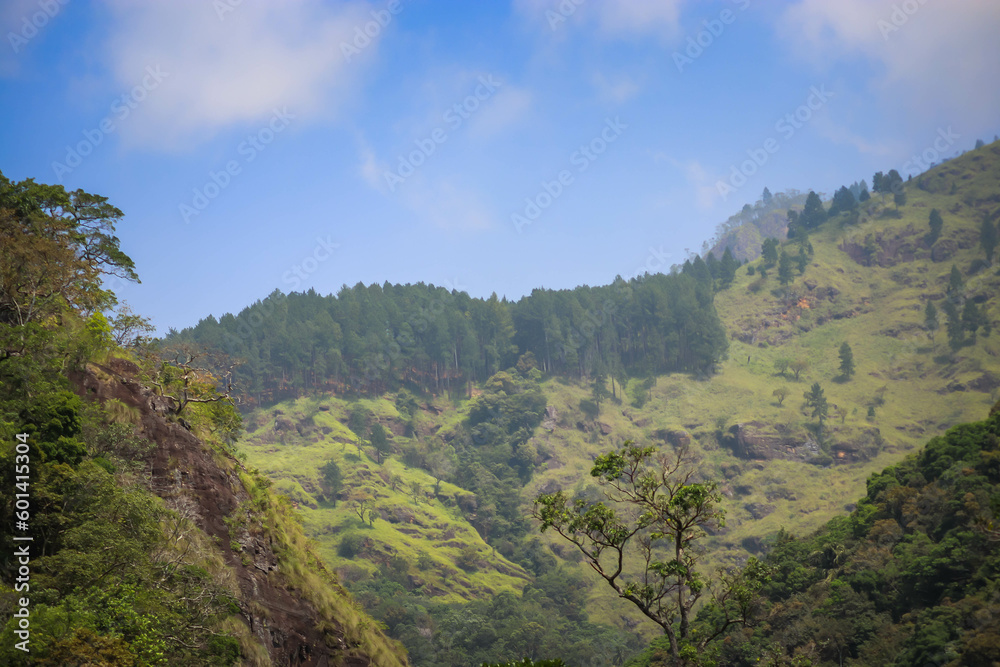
236, 140, 1000, 644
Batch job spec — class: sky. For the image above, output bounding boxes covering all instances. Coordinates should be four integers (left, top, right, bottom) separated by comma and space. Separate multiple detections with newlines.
2, 0, 999, 335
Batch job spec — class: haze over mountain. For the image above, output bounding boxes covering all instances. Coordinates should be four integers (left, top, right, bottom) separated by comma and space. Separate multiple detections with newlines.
3, 2, 1000, 667
2, 1, 999, 334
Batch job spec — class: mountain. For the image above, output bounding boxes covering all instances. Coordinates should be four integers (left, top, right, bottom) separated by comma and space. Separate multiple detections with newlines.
201, 141, 1000, 664
5, 137, 997, 666
636, 399, 1000, 666
0, 174, 406, 666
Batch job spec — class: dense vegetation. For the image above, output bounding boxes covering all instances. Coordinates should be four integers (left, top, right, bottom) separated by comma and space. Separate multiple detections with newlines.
690, 401, 1000, 666
168, 264, 729, 407
0, 172, 405, 666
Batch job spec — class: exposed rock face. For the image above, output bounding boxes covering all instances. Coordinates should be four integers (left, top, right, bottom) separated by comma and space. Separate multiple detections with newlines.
71, 361, 383, 667
727, 421, 817, 461
653, 428, 692, 448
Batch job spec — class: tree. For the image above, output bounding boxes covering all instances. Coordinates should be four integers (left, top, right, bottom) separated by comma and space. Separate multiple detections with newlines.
804, 382, 829, 437
962, 301, 985, 342
943, 300, 964, 350
408, 481, 423, 504
348, 489, 376, 526
796, 251, 808, 275
369, 422, 391, 463
790, 359, 809, 381
388, 473, 404, 492
0, 173, 139, 331
761, 238, 779, 267
801, 191, 827, 229
838, 342, 855, 379
532, 443, 769, 663
948, 264, 964, 299
836, 405, 848, 424
858, 182, 870, 202
319, 459, 343, 505
774, 358, 791, 377
109, 302, 156, 347
928, 209, 944, 245
348, 405, 370, 439
591, 372, 611, 408
872, 171, 885, 202
762, 187, 773, 206
924, 300, 939, 338
718, 248, 739, 289
885, 170, 905, 210
829, 186, 857, 216
980, 215, 998, 264
772, 387, 789, 406
778, 252, 794, 286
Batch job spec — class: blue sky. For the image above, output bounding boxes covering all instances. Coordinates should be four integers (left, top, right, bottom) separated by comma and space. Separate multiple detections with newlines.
2, 0, 999, 334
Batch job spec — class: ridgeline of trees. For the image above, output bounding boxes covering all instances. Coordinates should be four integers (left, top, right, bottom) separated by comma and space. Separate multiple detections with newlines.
169, 265, 729, 407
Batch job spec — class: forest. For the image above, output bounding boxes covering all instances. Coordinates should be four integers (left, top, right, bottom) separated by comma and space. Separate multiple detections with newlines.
168, 259, 730, 407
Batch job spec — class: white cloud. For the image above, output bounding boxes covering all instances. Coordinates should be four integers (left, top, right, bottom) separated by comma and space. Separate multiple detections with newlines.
779, 0, 1000, 135
101, 0, 383, 150
401, 177, 494, 231
467, 86, 533, 139
514, 0, 683, 40
1, 0, 66, 76
592, 71, 639, 104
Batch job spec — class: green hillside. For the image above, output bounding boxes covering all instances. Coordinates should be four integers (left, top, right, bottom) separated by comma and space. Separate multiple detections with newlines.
228, 140, 1000, 664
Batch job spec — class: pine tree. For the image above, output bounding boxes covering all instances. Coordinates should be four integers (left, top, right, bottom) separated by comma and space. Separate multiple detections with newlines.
719, 247, 739, 288
980, 215, 998, 264
801, 191, 827, 229
778, 251, 794, 286
369, 423, 390, 463
804, 382, 829, 437
928, 209, 944, 245
943, 300, 964, 349
948, 264, 964, 299
838, 342, 855, 379
924, 300, 939, 338
962, 301, 985, 342
761, 238, 779, 267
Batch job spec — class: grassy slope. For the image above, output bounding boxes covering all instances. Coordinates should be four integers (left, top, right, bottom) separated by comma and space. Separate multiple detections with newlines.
238, 141, 1000, 640
239, 393, 531, 604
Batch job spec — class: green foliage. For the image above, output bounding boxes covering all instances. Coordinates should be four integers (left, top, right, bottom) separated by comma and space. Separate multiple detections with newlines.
980, 214, 998, 263
778, 251, 794, 286
533, 442, 768, 661
923, 299, 939, 334
797, 191, 826, 231
837, 342, 854, 379
708, 407, 1000, 666
928, 208, 944, 244
828, 185, 857, 216
319, 458, 343, 503
370, 422, 391, 463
